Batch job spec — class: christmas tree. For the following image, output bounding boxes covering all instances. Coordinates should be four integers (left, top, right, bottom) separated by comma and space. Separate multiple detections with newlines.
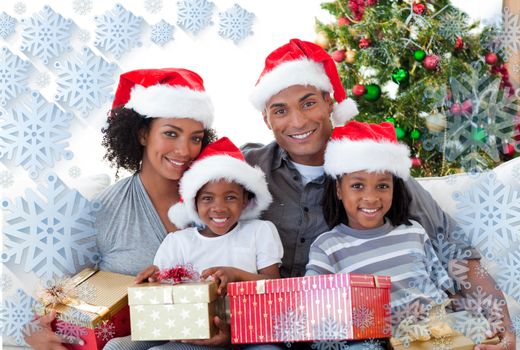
316, 0, 520, 176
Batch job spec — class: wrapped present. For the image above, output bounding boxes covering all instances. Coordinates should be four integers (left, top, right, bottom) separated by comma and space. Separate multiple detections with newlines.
389, 310, 500, 350
228, 273, 392, 344
128, 280, 225, 340
36, 268, 136, 350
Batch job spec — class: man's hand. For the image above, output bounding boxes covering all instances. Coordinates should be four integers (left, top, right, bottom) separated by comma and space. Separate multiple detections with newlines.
24, 310, 80, 350
201, 266, 240, 295
134, 264, 159, 283
182, 316, 231, 347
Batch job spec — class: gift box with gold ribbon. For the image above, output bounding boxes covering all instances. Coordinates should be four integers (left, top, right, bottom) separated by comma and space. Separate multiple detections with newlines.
128, 281, 226, 341
35, 268, 136, 350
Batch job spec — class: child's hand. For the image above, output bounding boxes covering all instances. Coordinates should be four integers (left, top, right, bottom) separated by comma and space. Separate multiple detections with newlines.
474, 329, 516, 350
200, 266, 239, 295
134, 264, 159, 283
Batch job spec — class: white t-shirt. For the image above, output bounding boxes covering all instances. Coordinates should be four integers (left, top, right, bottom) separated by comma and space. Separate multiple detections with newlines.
154, 219, 284, 274
290, 161, 324, 185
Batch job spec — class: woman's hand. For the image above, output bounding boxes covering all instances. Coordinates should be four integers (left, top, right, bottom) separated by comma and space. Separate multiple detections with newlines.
200, 266, 239, 295
24, 311, 77, 350
181, 316, 231, 347
134, 264, 159, 283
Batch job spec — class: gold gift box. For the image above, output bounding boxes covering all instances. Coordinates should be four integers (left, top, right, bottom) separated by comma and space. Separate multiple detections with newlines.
389, 332, 499, 350
37, 268, 136, 329
128, 281, 225, 341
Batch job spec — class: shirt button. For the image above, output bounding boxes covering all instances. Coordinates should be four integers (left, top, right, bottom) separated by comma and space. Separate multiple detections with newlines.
300, 238, 306, 243
303, 207, 309, 212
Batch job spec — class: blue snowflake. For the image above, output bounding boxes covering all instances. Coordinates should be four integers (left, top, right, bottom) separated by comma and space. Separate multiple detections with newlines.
218, 4, 254, 44
177, 0, 214, 35
20, 6, 72, 65
151, 20, 174, 46
0, 273, 13, 293
511, 314, 520, 336
54, 47, 117, 117
424, 71, 520, 172
72, 0, 93, 16
94, 4, 143, 59
0, 91, 73, 179
311, 316, 350, 350
14, 2, 27, 15
1, 173, 100, 280
35, 71, 51, 88
452, 171, 520, 260
496, 250, 520, 303
0, 47, 30, 107
145, 0, 163, 14
0, 12, 16, 39
0, 170, 14, 188
68, 165, 81, 178
0, 288, 36, 345
78, 29, 90, 43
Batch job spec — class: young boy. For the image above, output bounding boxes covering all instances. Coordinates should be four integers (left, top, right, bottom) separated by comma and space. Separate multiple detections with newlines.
153, 137, 283, 295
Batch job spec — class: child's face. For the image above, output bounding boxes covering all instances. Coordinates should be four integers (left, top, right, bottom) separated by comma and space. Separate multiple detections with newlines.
196, 180, 249, 237
336, 170, 393, 230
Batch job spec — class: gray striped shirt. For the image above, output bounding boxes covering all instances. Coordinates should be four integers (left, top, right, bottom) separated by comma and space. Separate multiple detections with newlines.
306, 220, 454, 309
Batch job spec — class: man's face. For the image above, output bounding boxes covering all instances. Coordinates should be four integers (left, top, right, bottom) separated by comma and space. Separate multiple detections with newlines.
262, 85, 333, 166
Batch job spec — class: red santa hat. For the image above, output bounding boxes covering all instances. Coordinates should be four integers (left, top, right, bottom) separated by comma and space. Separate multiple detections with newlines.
324, 121, 412, 179
112, 68, 214, 128
168, 137, 272, 229
250, 38, 358, 125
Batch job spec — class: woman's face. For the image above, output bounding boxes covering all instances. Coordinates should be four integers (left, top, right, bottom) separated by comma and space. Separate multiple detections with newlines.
139, 118, 205, 181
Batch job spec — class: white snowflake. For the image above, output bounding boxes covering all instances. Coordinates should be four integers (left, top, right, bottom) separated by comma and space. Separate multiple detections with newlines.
513, 64, 520, 74
424, 71, 519, 173
360, 339, 384, 350
490, 7, 520, 61
145, 0, 163, 14
391, 298, 431, 332
218, 4, 254, 44
74, 30, 89, 44
56, 317, 88, 342
54, 47, 117, 118
512, 164, 520, 183
35, 71, 51, 88
94, 4, 143, 59
0, 273, 13, 293
311, 340, 350, 350
177, 0, 214, 35
450, 309, 491, 344
151, 20, 174, 46
0, 12, 16, 39
1, 172, 100, 280
496, 250, 520, 303
68, 165, 81, 178
510, 314, 520, 336
453, 171, 520, 260
438, 8, 468, 43
0, 47, 30, 107
272, 307, 307, 342
0, 288, 36, 345
432, 335, 453, 350
20, 6, 72, 65
72, 0, 93, 16
58, 308, 92, 328
352, 305, 374, 331
311, 316, 350, 350
14, 2, 27, 15
0, 91, 74, 179
76, 281, 96, 303
95, 319, 116, 341
0, 170, 14, 188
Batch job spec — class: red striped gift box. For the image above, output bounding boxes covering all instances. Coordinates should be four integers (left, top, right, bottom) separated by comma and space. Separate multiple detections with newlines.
228, 273, 391, 344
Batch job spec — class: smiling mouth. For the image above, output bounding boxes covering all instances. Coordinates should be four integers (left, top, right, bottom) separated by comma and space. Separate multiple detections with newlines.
359, 208, 380, 214
289, 129, 315, 140
166, 158, 186, 167
211, 217, 229, 224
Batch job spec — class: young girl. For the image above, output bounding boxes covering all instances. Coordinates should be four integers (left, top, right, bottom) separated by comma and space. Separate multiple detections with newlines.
306, 121, 455, 348
152, 136, 283, 296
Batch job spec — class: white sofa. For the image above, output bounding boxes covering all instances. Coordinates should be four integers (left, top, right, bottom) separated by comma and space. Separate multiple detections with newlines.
3, 157, 520, 348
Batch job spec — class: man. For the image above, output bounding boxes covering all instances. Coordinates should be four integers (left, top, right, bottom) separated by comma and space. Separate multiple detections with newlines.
243, 38, 515, 350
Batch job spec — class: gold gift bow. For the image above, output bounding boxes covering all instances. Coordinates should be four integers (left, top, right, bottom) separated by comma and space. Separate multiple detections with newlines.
38, 268, 110, 320
396, 315, 454, 343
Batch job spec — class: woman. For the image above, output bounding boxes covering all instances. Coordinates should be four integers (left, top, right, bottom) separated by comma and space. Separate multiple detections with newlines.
25, 68, 227, 350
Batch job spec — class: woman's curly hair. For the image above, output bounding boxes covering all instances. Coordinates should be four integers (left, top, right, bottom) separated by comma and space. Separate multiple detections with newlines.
101, 107, 217, 174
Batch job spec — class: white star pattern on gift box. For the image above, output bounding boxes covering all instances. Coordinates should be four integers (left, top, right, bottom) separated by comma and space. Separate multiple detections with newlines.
193, 286, 204, 298
181, 326, 192, 337
137, 319, 146, 329
1, 173, 100, 280
167, 319, 176, 328
180, 308, 191, 319
20, 6, 72, 65
135, 305, 145, 312
133, 289, 145, 300
152, 328, 161, 337
151, 310, 160, 321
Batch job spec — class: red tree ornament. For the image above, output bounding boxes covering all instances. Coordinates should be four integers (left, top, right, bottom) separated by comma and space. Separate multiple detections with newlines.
423, 55, 440, 70
485, 52, 498, 65
352, 84, 367, 96
411, 157, 422, 168
413, 2, 426, 14
332, 49, 346, 62
338, 17, 351, 27
455, 36, 464, 50
359, 38, 371, 49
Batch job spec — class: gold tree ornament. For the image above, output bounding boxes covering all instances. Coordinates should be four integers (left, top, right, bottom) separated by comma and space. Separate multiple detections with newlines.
425, 113, 447, 132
